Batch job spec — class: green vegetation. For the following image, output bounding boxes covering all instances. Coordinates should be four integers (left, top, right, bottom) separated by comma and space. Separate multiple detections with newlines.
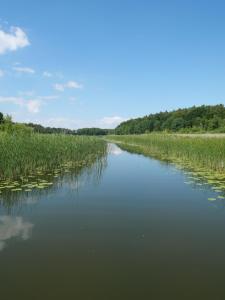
107, 134, 225, 174
0, 132, 106, 180
115, 104, 225, 134
76, 128, 114, 135
25, 122, 77, 135
25, 123, 113, 135
0, 113, 107, 182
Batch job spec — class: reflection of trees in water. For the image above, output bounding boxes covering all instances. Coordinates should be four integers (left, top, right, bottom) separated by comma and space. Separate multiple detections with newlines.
0, 155, 107, 214
0, 215, 33, 251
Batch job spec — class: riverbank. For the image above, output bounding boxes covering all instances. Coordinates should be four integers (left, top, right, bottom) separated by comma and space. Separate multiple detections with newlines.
106, 134, 225, 183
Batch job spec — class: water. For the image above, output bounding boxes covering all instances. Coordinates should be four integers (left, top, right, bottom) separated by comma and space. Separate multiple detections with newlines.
1, 144, 225, 299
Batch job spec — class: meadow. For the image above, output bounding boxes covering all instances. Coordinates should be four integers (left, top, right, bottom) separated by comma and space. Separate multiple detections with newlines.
0, 132, 106, 180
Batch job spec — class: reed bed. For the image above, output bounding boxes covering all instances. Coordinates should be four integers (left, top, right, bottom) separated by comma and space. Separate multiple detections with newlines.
107, 134, 225, 174
0, 132, 106, 180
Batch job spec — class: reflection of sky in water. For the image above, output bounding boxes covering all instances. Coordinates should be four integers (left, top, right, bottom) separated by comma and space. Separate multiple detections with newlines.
0, 216, 33, 251
108, 143, 123, 156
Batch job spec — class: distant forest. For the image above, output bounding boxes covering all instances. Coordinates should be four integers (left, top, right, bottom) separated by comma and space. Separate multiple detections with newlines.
0, 113, 112, 135
26, 124, 113, 135
115, 105, 225, 134
2, 104, 225, 136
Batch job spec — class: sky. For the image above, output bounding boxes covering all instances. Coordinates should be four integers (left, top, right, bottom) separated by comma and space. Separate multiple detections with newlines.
0, 0, 225, 129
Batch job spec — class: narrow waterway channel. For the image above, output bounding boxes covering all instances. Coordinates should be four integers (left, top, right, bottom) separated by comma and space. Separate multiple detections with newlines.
0, 144, 225, 299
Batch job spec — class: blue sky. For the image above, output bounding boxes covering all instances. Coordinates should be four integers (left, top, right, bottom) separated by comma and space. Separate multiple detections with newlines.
0, 0, 225, 129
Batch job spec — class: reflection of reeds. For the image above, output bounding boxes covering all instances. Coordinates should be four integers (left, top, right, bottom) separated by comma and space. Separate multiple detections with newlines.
0, 153, 107, 213
0, 132, 107, 180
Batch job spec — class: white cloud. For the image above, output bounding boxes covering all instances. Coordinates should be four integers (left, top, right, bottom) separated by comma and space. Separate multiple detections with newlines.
69, 96, 77, 102
53, 80, 83, 92
42, 117, 80, 128
37, 95, 58, 101
67, 81, 82, 89
13, 66, 35, 74
26, 100, 42, 113
0, 26, 30, 55
0, 96, 24, 106
43, 71, 52, 77
0, 69, 4, 77
0, 215, 33, 251
100, 116, 127, 127
54, 83, 64, 91
0, 94, 58, 114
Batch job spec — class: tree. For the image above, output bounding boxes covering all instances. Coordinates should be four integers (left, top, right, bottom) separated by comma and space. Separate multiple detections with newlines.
0, 112, 3, 124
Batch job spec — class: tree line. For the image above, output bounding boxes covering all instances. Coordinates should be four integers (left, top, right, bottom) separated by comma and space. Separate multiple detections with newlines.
115, 104, 225, 134
0, 113, 113, 135
27, 124, 114, 135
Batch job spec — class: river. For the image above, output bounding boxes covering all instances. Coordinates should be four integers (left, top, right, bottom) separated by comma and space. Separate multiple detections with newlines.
0, 143, 225, 299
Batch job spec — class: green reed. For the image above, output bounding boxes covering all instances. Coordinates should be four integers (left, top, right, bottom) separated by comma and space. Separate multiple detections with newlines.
107, 134, 225, 173
0, 132, 106, 179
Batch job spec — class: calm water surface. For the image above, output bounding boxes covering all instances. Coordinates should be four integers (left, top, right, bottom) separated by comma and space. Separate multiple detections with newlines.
1, 144, 225, 299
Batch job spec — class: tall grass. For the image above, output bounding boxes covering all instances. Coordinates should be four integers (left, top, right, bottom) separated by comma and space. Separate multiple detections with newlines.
107, 134, 225, 173
0, 132, 106, 179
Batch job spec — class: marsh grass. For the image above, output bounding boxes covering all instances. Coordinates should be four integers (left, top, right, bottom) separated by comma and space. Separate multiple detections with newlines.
107, 134, 225, 172
107, 134, 225, 198
0, 132, 106, 180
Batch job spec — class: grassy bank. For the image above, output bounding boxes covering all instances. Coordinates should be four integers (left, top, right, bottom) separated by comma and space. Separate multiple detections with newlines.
107, 134, 225, 175
0, 132, 106, 180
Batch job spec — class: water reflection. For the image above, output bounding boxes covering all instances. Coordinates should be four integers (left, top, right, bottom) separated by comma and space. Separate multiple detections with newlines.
0, 155, 107, 212
0, 216, 33, 251
108, 143, 123, 156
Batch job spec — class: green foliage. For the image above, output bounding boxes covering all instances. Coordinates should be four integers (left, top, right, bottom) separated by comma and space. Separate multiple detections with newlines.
0, 114, 33, 135
76, 128, 111, 135
115, 104, 225, 134
0, 112, 3, 124
26, 122, 77, 134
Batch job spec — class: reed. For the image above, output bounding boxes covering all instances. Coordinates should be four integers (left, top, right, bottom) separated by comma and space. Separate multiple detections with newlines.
0, 132, 106, 179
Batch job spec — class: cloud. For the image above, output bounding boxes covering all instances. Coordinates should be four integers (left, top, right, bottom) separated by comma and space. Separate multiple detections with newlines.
37, 95, 58, 101
0, 26, 30, 55
13, 66, 35, 74
0, 96, 24, 106
100, 116, 127, 127
69, 96, 77, 102
0, 215, 33, 251
41, 117, 81, 128
0, 69, 4, 77
53, 83, 64, 92
67, 81, 82, 89
53, 81, 83, 92
26, 100, 42, 113
43, 71, 52, 77
0, 94, 58, 114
